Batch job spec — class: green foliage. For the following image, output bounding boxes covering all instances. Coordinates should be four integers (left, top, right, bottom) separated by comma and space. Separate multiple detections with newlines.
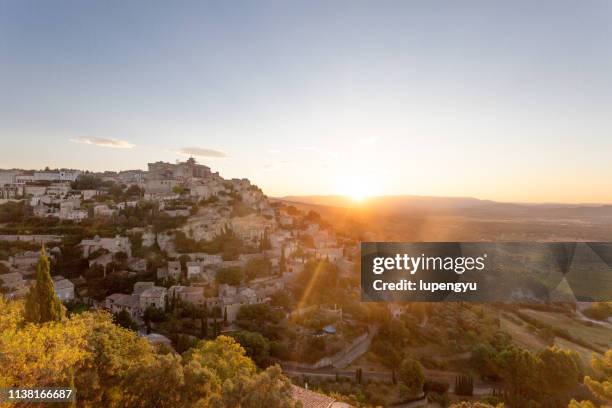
583, 302, 612, 321
172, 185, 186, 195
270, 290, 293, 310
232, 201, 255, 217
236, 303, 284, 340
237, 304, 282, 326
536, 346, 582, 392
584, 349, 612, 404
216, 267, 244, 286
71, 174, 104, 190
174, 228, 250, 261
0, 201, 29, 223
568, 400, 597, 408
113, 309, 139, 331
293, 259, 341, 306
398, 357, 425, 397
279, 247, 286, 275
174, 333, 199, 354
24, 249, 64, 324
259, 229, 271, 251
232, 330, 271, 367
424, 379, 450, 394
143, 306, 166, 323
0, 301, 298, 407
244, 257, 272, 281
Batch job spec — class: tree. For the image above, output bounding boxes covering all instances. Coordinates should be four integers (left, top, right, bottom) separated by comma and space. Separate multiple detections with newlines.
293, 259, 340, 306
216, 267, 244, 286
213, 317, 220, 338
398, 357, 425, 397
568, 400, 597, 408
185, 335, 256, 381
232, 331, 271, 368
494, 346, 540, 398
236, 304, 282, 327
24, 248, 64, 324
259, 229, 271, 251
0, 297, 87, 389
71, 174, 103, 190
244, 257, 272, 281
537, 346, 582, 393
279, 247, 286, 275
584, 349, 612, 404
0, 301, 298, 408
114, 309, 139, 331
200, 304, 209, 338
213, 364, 297, 408
0, 201, 29, 223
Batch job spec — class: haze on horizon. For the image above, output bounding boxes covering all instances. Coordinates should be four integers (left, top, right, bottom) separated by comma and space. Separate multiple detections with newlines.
1, 1, 611, 204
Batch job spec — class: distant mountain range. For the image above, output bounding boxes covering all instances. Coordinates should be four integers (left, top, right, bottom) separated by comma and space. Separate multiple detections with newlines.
276, 195, 612, 219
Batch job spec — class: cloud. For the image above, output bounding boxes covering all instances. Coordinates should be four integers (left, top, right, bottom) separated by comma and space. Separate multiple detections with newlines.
70, 137, 135, 149
178, 147, 228, 158
267, 149, 281, 154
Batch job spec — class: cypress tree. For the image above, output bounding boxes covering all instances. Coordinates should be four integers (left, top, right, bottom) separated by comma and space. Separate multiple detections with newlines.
201, 304, 208, 338
24, 248, 64, 324
279, 247, 286, 275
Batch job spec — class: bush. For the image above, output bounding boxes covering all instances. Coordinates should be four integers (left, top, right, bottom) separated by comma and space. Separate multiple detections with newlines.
583, 302, 612, 321
424, 379, 450, 394
216, 267, 244, 286
398, 358, 425, 397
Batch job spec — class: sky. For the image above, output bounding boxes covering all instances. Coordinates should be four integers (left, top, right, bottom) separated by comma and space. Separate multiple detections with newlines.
1, 0, 611, 203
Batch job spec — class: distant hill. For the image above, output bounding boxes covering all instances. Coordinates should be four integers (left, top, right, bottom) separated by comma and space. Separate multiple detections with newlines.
274, 195, 612, 242
277, 195, 612, 219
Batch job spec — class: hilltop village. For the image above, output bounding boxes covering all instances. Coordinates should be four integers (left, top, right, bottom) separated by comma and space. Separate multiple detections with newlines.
0, 157, 356, 318
0, 159, 367, 367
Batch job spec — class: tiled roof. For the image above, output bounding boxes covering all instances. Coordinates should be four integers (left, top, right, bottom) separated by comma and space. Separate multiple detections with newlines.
290, 386, 336, 408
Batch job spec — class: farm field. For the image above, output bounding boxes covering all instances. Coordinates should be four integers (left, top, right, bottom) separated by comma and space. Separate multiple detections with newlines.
519, 308, 612, 352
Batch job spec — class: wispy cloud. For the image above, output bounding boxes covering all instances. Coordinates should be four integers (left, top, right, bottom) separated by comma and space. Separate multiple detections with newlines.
267, 149, 281, 154
178, 146, 228, 158
70, 137, 135, 149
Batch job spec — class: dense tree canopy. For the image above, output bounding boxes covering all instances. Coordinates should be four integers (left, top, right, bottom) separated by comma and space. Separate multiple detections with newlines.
0, 297, 298, 408
584, 349, 612, 404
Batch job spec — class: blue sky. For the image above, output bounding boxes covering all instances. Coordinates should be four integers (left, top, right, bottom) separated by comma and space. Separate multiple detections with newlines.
1, 0, 611, 202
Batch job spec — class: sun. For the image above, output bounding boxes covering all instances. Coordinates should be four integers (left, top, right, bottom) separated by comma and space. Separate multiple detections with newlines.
337, 177, 376, 202
345, 187, 369, 201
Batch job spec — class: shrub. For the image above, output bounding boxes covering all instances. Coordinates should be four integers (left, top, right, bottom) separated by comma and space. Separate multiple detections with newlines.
424, 379, 450, 394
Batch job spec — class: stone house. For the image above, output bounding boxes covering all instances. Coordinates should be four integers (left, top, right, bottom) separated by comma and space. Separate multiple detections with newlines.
52, 276, 75, 302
